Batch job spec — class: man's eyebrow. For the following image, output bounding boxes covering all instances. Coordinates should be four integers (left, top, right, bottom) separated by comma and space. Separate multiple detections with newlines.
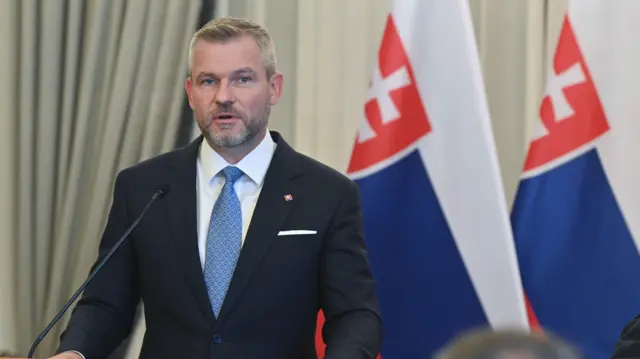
195, 68, 257, 79
232, 67, 256, 75
196, 72, 216, 79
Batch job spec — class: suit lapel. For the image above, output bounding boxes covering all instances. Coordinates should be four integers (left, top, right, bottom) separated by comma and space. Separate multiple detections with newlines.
164, 136, 216, 327
217, 132, 302, 321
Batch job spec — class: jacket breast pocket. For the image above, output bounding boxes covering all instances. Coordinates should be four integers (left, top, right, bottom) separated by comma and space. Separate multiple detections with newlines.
269, 230, 322, 265
277, 230, 317, 236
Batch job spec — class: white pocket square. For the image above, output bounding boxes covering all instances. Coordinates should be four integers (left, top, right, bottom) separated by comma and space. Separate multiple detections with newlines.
277, 230, 317, 236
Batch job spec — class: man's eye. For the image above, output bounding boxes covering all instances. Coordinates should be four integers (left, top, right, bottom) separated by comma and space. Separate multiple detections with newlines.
201, 79, 215, 85
238, 76, 252, 84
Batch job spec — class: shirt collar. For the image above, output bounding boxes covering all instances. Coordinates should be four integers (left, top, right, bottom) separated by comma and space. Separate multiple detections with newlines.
198, 130, 276, 186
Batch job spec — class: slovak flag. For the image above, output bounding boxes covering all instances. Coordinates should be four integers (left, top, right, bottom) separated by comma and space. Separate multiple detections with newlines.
511, 1, 640, 358
315, 0, 529, 357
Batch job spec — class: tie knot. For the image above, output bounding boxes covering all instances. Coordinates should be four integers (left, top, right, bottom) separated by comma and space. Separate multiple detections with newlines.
221, 166, 244, 184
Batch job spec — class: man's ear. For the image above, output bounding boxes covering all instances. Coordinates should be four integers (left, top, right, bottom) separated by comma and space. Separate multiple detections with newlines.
185, 75, 195, 109
269, 71, 283, 105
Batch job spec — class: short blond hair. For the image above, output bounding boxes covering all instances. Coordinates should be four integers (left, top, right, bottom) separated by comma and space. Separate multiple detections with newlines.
435, 328, 582, 359
188, 16, 277, 79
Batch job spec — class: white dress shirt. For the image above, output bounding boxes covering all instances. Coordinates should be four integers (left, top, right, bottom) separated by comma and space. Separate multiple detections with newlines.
195, 131, 276, 269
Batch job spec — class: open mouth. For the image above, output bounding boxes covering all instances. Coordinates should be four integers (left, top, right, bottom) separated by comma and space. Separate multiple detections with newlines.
214, 113, 238, 121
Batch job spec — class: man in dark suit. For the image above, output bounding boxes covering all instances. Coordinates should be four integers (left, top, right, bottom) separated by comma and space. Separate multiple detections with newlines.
50, 16, 382, 359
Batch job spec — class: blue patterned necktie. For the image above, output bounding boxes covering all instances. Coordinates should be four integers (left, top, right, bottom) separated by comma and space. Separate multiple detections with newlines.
204, 165, 244, 317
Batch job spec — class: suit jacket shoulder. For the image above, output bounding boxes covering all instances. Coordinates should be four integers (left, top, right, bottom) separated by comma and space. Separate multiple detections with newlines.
290, 149, 357, 190
107, 138, 203, 212
117, 139, 199, 183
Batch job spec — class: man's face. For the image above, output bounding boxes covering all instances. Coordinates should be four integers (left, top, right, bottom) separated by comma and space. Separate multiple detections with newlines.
186, 35, 282, 149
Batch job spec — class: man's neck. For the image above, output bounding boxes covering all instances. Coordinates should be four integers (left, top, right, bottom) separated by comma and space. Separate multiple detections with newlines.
207, 130, 267, 165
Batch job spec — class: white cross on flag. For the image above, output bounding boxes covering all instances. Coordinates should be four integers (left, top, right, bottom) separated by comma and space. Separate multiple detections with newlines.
358, 64, 412, 142
532, 62, 587, 139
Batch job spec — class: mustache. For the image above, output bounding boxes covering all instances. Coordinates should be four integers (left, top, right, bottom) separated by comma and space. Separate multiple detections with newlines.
210, 105, 242, 118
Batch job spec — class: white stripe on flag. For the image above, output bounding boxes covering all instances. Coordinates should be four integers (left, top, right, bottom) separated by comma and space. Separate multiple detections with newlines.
394, 0, 530, 330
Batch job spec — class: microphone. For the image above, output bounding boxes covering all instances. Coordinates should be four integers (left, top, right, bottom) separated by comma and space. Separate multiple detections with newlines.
27, 186, 170, 358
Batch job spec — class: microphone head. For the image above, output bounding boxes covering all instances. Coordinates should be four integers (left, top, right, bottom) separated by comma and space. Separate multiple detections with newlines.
155, 185, 170, 198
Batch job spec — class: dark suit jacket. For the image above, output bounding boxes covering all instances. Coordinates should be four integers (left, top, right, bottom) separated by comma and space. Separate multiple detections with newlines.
612, 315, 640, 359
57, 131, 383, 359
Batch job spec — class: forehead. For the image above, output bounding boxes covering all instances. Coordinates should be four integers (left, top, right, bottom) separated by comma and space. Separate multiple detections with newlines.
191, 35, 264, 75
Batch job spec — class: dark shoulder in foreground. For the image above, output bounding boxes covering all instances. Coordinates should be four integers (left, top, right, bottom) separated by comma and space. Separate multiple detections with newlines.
612, 314, 640, 359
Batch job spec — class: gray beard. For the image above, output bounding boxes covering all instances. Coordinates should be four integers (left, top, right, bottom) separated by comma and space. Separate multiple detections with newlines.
205, 106, 270, 148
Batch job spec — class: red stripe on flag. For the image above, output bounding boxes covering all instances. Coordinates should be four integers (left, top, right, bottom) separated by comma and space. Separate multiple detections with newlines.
315, 310, 382, 358
525, 293, 541, 332
315, 311, 326, 357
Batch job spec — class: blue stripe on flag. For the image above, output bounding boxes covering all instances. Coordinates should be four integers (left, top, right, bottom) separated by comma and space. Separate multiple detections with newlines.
354, 150, 488, 358
512, 148, 640, 359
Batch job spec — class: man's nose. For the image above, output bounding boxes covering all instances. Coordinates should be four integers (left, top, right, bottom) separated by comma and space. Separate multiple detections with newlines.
214, 82, 234, 106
